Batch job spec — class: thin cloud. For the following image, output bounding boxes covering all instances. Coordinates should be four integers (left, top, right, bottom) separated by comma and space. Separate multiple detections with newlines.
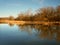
31, 0, 44, 6
31, 0, 44, 3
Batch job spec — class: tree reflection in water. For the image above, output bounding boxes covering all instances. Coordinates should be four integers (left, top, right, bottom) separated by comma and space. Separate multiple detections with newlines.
16, 24, 60, 41
8, 23, 14, 26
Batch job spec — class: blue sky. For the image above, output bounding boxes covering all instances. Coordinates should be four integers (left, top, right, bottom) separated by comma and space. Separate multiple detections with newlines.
0, 0, 60, 17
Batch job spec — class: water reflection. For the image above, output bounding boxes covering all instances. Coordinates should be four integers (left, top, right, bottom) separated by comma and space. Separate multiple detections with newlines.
0, 23, 60, 43
16, 24, 60, 41
8, 23, 14, 26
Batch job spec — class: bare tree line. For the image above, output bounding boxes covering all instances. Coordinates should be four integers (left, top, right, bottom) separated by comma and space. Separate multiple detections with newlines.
4, 5, 60, 22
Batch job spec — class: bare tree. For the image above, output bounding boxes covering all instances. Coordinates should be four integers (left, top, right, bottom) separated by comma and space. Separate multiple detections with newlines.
9, 16, 14, 20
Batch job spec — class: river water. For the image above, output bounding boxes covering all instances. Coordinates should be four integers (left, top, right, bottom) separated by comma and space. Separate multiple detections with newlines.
0, 24, 60, 45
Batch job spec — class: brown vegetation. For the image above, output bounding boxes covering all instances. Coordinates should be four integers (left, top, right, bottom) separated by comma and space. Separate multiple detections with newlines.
14, 5, 60, 22
0, 5, 60, 23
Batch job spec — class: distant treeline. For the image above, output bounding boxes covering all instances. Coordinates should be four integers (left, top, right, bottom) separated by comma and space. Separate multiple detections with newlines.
1, 5, 60, 21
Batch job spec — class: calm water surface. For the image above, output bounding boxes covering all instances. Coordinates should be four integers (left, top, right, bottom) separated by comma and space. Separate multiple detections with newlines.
0, 24, 60, 45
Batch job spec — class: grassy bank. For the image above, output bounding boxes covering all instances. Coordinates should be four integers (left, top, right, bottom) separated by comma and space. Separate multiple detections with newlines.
0, 20, 60, 25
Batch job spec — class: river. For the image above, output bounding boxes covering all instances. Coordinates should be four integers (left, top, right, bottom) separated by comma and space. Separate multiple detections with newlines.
0, 24, 60, 45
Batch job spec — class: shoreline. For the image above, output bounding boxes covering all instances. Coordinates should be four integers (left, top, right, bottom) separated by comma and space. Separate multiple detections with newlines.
0, 20, 60, 25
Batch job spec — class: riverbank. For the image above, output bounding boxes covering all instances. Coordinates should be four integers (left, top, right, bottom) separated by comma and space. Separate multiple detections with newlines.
0, 20, 60, 25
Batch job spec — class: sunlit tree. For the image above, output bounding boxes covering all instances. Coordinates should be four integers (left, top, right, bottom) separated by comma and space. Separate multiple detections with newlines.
9, 16, 14, 20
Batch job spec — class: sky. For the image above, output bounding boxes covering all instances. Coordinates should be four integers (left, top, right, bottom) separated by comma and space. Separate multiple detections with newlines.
0, 0, 60, 17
